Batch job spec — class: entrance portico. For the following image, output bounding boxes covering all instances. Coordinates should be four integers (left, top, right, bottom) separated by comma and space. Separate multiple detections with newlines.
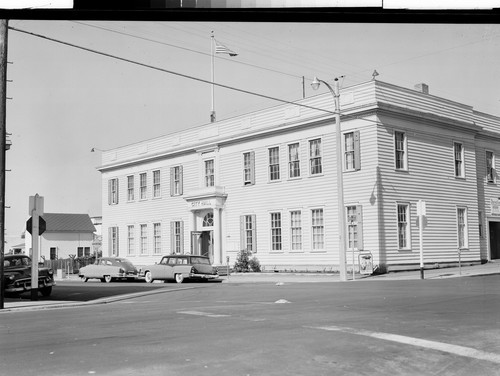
184, 187, 227, 265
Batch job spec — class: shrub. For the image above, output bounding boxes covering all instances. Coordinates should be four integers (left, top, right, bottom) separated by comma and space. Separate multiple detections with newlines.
249, 256, 261, 272
234, 249, 251, 272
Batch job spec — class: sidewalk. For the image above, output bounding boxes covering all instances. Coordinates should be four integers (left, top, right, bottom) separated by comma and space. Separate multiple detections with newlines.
3, 261, 499, 311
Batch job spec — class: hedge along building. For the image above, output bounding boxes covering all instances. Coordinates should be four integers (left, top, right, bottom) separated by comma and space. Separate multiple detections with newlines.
97, 79, 500, 272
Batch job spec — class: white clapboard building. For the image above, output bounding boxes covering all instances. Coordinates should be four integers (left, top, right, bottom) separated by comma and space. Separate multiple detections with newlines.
97, 80, 500, 272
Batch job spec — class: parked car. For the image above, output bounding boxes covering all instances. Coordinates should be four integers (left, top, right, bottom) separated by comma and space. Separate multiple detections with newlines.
140, 254, 219, 283
3, 254, 56, 296
78, 257, 138, 283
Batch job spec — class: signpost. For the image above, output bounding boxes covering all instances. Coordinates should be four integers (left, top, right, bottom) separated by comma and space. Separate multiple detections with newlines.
417, 200, 426, 280
27, 194, 44, 300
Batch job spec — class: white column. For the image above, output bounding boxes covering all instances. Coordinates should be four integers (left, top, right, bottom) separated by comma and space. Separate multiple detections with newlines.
213, 207, 221, 265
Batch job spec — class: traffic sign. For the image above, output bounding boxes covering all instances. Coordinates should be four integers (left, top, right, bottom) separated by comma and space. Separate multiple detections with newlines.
26, 216, 46, 235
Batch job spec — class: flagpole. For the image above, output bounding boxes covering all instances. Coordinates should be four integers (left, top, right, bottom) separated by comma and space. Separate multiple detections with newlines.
210, 31, 216, 123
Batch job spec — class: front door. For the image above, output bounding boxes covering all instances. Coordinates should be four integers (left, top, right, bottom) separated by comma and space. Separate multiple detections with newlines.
489, 222, 500, 260
200, 231, 213, 263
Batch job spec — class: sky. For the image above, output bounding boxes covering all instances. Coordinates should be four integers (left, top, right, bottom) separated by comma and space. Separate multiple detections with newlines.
3, 19, 500, 248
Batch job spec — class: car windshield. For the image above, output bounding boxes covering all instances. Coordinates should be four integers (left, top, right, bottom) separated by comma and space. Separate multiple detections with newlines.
5, 257, 31, 267
190, 257, 210, 265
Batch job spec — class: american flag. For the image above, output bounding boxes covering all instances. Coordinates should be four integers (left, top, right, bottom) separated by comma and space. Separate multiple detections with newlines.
214, 40, 238, 56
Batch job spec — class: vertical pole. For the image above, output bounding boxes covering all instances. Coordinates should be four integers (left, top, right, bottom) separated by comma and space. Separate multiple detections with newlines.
30, 195, 40, 300
0, 19, 8, 310
333, 78, 347, 282
210, 31, 215, 123
302, 76, 305, 99
419, 212, 424, 279
351, 222, 355, 281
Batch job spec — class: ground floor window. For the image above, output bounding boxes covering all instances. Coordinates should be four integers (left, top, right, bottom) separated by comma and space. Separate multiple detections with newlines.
457, 207, 468, 249
127, 225, 135, 255
346, 205, 363, 250
77, 247, 91, 257
241, 215, 256, 252
109, 227, 119, 256
50, 247, 57, 260
271, 212, 282, 251
171, 221, 184, 254
140, 224, 148, 254
311, 209, 324, 250
290, 210, 302, 250
397, 203, 410, 250
154, 223, 162, 254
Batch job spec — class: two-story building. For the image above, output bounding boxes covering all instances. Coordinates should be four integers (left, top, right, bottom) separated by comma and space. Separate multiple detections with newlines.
97, 79, 500, 272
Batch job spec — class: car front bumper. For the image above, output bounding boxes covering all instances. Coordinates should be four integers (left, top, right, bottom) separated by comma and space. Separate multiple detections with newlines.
5, 278, 56, 293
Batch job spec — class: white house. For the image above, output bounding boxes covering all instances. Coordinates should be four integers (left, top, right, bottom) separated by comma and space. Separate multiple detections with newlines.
25, 213, 96, 261
97, 79, 500, 273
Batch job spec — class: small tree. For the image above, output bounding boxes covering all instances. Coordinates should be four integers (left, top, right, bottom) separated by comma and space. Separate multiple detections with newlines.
234, 249, 261, 272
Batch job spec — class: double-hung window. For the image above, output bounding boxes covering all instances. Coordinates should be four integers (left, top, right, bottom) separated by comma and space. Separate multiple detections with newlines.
454, 142, 465, 178
271, 212, 282, 251
394, 131, 407, 170
290, 211, 302, 251
127, 225, 135, 255
109, 226, 119, 256
309, 139, 322, 175
457, 207, 468, 249
205, 159, 215, 187
108, 178, 119, 205
243, 151, 255, 186
241, 215, 256, 252
346, 205, 363, 250
171, 221, 184, 254
170, 166, 183, 196
140, 224, 148, 254
269, 147, 280, 181
127, 176, 134, 201
153, 170, 161, 198
311, 209, 324, 250
397, 203, 411, 250
344, 131, 361, 171
486, 151, 495, 183
153, 223, 162, 254
288, 143, 300, 178
140, 173, 147, 199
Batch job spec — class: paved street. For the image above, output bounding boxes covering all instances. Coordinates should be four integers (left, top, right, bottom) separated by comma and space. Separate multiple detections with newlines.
1, 274, 499, 376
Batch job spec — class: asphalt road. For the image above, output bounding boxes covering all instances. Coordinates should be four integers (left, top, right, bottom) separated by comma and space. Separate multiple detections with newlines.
1, 275, 499, 376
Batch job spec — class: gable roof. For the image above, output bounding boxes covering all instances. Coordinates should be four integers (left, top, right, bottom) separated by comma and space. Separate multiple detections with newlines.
42, 213, 96, 233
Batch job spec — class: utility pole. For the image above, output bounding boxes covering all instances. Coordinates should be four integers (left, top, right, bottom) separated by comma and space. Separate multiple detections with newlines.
0, 19, 9, 309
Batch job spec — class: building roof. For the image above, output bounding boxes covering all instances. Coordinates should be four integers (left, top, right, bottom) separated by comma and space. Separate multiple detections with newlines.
43, 213, 96, 233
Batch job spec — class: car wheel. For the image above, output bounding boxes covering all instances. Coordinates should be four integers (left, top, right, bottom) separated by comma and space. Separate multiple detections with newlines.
104, 275, 112, 283
144, 271, 154, 283
175, 274, 184, 284
40, 286, 52, 297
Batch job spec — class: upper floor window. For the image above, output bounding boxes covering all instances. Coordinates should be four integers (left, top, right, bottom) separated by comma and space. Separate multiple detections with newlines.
153, 170, 161, 198
170, 166, 183, 196
269, 147, 280, 181
344, 131, 361, 171
243, 151, 255, 186
288, 143, 300, 178
454, 142, 464, 178
127, 176, 134, 201
140, 173, 147, 199
397, 203, 411, 250
309, 139, 322, 175
205, 159, 215, 187
457, 207, 468, 249
394, 131, 407, 170
203, 213, 214, 227
486, 151, 495, 183
108, 178, 119, 205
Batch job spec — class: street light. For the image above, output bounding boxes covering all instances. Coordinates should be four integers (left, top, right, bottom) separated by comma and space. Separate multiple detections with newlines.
311, 76, 348, 281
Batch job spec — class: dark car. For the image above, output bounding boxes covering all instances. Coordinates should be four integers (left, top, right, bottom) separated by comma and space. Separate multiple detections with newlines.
78, 257, 138, 283
139, 254, 219, 284
3, 254, 56, 296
